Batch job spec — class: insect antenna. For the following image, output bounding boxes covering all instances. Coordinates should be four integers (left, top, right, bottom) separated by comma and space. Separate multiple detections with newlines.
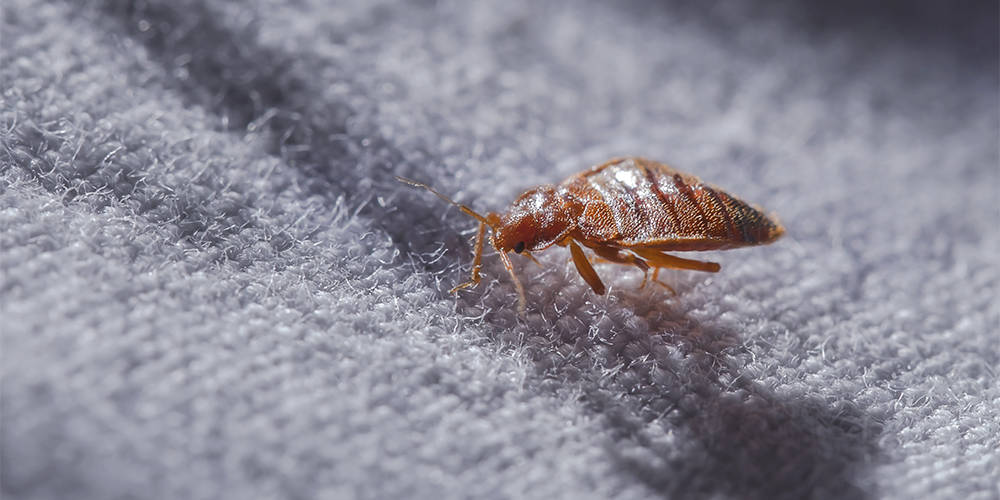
395, 176, 494, 227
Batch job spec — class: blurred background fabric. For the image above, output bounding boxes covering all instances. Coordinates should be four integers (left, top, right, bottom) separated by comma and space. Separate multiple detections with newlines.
2, 1, 997, 499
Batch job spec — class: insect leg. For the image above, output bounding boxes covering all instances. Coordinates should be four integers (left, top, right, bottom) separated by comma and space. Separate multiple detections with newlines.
568, 239, 606, 295
588, 245, 650, 271
631, 248, 721, 273
586, 244, 677, 293
498, 250, 528, 315
639, 266, 676, 294
522, 251, 544, 268
450, 221, 487, 294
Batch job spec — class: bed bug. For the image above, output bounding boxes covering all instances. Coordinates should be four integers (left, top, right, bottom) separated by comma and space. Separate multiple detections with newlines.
398, 157, 784, 314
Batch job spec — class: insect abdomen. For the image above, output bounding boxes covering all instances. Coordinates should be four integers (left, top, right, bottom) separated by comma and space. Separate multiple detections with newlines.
562, 157, 783, 250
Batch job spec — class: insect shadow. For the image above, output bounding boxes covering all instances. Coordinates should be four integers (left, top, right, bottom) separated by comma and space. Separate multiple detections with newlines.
595, 351, 883, 500
458, 263, 882, 499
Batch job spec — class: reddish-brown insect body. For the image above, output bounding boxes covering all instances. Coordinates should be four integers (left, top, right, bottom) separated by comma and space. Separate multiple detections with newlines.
398, 157, 784, 314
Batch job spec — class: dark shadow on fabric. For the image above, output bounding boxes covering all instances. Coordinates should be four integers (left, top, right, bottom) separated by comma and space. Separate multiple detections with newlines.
603, 382, 880, 499
472, 287, 882, 499
99, 0, 359, 195
97, 0, 454, 266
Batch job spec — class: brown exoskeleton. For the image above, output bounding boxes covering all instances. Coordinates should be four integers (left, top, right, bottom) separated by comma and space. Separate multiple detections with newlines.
398, 157, 784, 314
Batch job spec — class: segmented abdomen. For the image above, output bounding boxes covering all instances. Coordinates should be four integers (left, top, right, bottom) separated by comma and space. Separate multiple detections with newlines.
561, 157, 784, 250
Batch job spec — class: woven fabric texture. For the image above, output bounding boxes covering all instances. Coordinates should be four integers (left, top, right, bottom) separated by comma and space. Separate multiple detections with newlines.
2, 1, 998, 499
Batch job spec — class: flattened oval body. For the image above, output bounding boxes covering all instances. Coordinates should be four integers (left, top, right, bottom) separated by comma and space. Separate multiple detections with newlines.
560, 157, 784, 250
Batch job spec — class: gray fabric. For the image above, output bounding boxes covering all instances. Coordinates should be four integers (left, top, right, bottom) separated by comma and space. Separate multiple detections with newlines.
2, 1, 998, 499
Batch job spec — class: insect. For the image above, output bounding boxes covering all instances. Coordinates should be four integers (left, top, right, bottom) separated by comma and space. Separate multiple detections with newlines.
398, 157, 785, 314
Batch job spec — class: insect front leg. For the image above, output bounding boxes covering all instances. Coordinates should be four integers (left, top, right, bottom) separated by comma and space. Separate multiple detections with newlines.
450, 221, 487, 294
497, 250, 528, 316
520, 251, 544, 268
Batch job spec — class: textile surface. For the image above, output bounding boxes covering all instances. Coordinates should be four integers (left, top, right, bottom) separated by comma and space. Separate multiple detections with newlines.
2, 1, 998, 499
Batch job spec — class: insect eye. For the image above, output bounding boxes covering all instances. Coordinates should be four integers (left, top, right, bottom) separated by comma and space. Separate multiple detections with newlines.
513, 241, 526, 254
